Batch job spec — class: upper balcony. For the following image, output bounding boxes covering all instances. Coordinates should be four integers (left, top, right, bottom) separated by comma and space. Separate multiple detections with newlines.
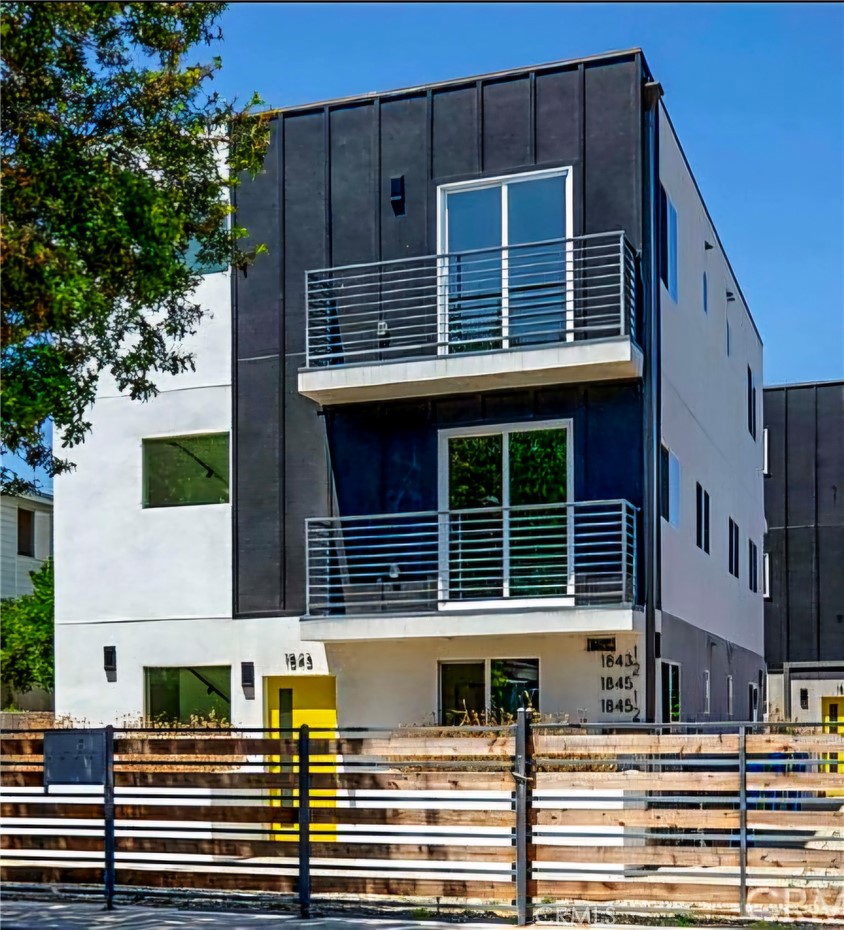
298, 231, 642, 405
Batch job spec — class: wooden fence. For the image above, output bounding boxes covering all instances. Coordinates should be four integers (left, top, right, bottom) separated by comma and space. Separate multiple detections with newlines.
1, 717, 842, 923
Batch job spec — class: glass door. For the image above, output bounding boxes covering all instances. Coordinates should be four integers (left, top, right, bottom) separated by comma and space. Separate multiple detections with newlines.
441, 422, 570, 603
441, 171, 569, 353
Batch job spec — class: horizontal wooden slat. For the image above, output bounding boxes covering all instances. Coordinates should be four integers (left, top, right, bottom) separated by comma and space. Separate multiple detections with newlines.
532, 844, 741, 867
534, 733, 844, 756
533, 806, 844, 829
310, 874, 514, 900
1, 865, 103, 886
535, 770, 844, 791
309, 807, 513, 827
115, 867, 297, 893
530, 879, 741, 904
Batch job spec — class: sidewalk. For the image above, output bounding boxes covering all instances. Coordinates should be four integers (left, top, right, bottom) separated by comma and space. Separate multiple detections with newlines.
0, 899, 757, 930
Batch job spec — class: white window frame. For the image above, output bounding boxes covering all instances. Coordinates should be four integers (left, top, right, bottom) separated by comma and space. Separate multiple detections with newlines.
438, 657, 540, 723
662, 660, 681, 722
703, 669, 711, 716
762, 427, 770, 475
437, 418, 574, 609
763, 551, 771, 598
437, 168, 574, 353
727, 674, 734, 718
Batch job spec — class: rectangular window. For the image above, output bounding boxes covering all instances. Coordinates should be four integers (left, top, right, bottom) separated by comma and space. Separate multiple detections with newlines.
727, 675, 734, 717
661, 447, 680, 527
762, 427, 770, 475
695, 483, 710, 553
439, 658, 539, 725
747, 366, 757, 438
661, 662, 681, 723
143, 433, 230, 508
703, 669, 711, 716
748, 539, 759, 593
440, 420, 570, 601
763, 551, 771, 598
144, 666, 231, 724
728, 518, 740, 578
16, 507, 35, 557
659, 185, 678, 301
440, 169, 571, 352
726, 316, 731, 356
702, 271, 708, 313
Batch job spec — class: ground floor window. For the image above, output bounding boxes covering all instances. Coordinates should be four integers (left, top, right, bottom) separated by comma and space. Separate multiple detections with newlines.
660, 661, 681, 722
144, 665, 231, 724
439, 658, 539, 724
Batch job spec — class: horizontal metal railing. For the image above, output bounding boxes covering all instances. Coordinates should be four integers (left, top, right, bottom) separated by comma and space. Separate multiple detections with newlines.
305, 231, 637, 368
305, 499, 637, 617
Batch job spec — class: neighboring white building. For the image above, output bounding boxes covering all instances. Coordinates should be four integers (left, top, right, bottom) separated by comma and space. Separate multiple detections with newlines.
54, 50, 766, 730
1, 491, 53, 601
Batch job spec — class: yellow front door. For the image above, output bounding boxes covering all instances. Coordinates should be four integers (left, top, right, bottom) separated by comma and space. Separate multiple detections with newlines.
821, 697, 842, 795
264, 676, 338, 840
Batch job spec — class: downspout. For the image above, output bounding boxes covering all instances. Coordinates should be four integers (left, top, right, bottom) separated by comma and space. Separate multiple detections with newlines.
642, 79, 663, 722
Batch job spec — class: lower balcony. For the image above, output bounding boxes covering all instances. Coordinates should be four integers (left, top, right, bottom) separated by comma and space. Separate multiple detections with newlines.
302, 500, 638, 640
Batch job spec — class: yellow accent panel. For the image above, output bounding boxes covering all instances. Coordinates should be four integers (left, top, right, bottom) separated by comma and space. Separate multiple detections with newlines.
265, 676, 338, 840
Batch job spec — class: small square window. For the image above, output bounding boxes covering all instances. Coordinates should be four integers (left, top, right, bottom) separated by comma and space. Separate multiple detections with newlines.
17, 507, 35, 557
143, 433, 230, 508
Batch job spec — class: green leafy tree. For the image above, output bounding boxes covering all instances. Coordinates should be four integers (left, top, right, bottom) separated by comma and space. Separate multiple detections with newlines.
1, 2, 270, 492
1, 559, 54, 695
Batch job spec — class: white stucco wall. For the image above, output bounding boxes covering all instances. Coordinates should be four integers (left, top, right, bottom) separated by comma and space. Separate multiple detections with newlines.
54, 272, 233, 625
328, 631, 645, 728
657, 104, 765, 656
54, 615, 327, 727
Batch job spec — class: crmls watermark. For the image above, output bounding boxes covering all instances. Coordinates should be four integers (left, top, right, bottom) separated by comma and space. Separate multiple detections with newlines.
535, 904, 616, 926
747, 886, 844, 921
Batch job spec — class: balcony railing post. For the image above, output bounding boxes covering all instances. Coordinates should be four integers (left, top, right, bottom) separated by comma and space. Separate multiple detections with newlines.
618, 232, 626, 337
621, 501, 629, 603
304, 270, 311, 367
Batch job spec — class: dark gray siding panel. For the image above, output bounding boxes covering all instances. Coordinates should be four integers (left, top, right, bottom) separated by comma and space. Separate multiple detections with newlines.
817, 382, 844, 526
819, 525, 844, 658
764, 527, 786, 669
235, 356, 282, 615
535, 69, 581, 168
235, 120, 282, 360
379, 96, 430, 260
584, 59, 642, 246
432, 86, 478, 179
482, 78, 531, 173
330, 105, 377, 266
785, 525, 816, 662
764, 388, 786, 529
785, 386, 817, 530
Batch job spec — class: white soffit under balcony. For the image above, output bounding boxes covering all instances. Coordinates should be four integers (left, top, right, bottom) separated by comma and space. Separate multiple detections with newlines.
298, 336, 643, 405
301, 605, 643, 642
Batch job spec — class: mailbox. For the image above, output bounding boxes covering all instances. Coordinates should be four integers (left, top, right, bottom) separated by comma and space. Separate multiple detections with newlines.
43, 730, 107, 787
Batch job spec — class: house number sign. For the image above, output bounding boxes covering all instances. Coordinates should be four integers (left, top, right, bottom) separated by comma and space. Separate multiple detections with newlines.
284, 652, 314, 671
598, 646, 640, 719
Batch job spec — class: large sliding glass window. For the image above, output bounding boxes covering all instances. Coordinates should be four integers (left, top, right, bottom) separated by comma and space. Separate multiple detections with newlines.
440, 170, 570, 353
440, 658, 539, 724
440, 422, 571, 602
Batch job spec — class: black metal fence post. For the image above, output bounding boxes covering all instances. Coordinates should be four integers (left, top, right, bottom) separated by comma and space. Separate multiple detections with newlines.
103, 725, 116, 910
298, 724, 312, 919
514, 708, 533, 925
738, 723, 747, 917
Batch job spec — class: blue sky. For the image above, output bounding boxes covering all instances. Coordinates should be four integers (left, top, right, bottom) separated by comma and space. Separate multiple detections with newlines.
215, 2, 843, 386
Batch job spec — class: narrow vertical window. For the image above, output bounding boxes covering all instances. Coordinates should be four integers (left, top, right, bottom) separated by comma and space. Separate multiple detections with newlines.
695, 484, 711, 553
17, 508, 35, 557
702, 271, 708, 313
659, 185, 678, 302
762, 427, 770, 475
728, 518, 740, 578
763, 551, 771, 598
703, 669, 711, 716
668, 450, 680, 527
747, 366, 757, 438
727, 675, 734, 717
726, 317, 731, 356
748, 540, 759, 593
